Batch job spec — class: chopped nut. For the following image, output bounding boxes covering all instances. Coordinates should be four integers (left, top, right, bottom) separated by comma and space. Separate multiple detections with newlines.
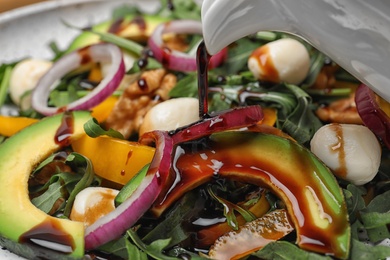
311, 64, 338, 90
105, 69, 177, 138
163, 33, 190, 52
316, 94, 363, 124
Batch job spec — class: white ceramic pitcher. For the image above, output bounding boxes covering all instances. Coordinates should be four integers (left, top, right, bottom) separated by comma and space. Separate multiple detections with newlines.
201, 0, 390, 102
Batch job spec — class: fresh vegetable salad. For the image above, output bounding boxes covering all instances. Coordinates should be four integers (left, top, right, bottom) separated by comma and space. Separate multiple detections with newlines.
0, 0, 389, 259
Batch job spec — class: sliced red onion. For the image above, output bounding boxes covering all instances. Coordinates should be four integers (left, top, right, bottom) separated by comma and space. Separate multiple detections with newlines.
172, 105, 264, 143
32, 43, 125, 116
84, 131, 173, 250
148, 19, 227, 72
355, 84, 390, 148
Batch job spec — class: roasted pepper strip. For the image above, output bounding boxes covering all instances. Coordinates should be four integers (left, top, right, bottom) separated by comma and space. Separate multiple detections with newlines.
90, 95, 118, 122
154, 131, 350, 259
71, 135, 155, 185
0, 116, 39, 137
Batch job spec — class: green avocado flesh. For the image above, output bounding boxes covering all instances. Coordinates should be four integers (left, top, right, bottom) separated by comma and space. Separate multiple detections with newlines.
66, 14, 169, 53
164, 131, 351, 259
0, 111, 91, 259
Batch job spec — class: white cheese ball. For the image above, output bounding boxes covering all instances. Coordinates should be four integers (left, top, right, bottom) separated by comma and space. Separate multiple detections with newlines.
9, 58, 52, 110
310, 123, 381, 186
139, 97, 200, 136
248, 38, 310, 85
70, 187, 119, 227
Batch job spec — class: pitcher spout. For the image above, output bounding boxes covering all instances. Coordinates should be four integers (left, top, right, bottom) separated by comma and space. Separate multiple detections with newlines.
201, 0, 390, 102
201, 0, 289, 55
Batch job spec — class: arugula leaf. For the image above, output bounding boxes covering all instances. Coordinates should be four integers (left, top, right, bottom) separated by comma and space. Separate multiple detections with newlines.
30, 152, 97, 216
84, 117, 124, 139
142, 191, 200, 248
88, 29, 144, 56
63, 153, 96, 217
216, 38, 259, 75
127, 57, 162, 73
31, 172, 81, 214
359, 190, 390, 242
300, 50, 325, 89
97, 235, 148, 260
251, 241, 332, 260
111, 5, 141, 20
350, 239, 390, 260
169, 73, 198, 98
115, 164, 150, 206
279, 84, 323, 144
343, 184, 366, 223
127, 229, 178, 260
49, 84, 81, 107
0, 65, 12, 108
167, 247, 208, 260
207, 185, 256, 230
157, 0, 201, 20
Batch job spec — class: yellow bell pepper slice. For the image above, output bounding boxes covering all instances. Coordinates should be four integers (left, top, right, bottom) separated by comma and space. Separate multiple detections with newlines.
260, 107, 277, 126
72, 135, 155, 185
0, 116, 39, 137
0, 95, 117, 138
90, 95, 118, 123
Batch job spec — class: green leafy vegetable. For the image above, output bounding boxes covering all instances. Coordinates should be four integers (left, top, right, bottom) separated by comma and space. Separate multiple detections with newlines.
30, 152, 97, 216
207, 185, 256, 230
84, 117, 124, 139
349, 239, 390, 260
63, 153, 96, 217
142, 191, 201, 248
251, 241, 332, 260
97, 234, 148, 260
157, 0, 202, 20
115, 164, 150, 206
0, 65, 12, 108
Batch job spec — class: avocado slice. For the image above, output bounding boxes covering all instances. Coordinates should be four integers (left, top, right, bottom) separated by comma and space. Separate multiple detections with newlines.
0, 111, 91, 259
154, 131, 351, 259
66, 14, 169, 53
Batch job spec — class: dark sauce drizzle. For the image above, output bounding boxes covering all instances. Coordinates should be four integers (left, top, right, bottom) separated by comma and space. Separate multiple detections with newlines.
167, 0, 175, 11
54, 111, 74, 147
196, 41, 211, 118
137, 48, 154, 69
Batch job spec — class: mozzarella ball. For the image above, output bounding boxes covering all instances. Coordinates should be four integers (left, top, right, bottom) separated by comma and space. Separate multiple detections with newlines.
9, 58, 52, 110
70, 187, 119, 227
139, 97, 200, 136
310, 123, 381, 185
248, 38, 310, 85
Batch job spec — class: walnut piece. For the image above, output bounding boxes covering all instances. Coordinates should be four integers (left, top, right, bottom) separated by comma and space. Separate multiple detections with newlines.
105, 69, 176, 139
316, 93, 363, 124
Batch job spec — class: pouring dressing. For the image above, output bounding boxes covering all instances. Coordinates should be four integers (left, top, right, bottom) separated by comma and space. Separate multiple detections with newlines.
201, 0, 390, 102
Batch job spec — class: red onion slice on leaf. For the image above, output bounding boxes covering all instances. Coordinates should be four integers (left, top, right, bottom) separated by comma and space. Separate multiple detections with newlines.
355, 83, 390, 148
84, 131, 173, 250
148, 19, 227, 72
32, 43, 125, 116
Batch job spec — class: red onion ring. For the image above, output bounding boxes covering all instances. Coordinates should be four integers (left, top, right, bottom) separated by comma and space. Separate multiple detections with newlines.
31, 43, 125, 116
148, 20, 227, 72
84, 131, 173, 250
172, 105, 264, 143
355, 84, 390, 148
